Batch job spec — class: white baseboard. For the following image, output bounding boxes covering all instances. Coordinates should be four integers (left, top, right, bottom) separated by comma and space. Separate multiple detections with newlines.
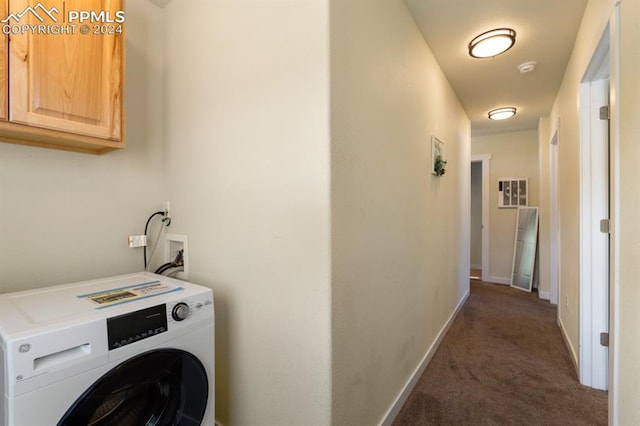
379, 289, 471, 426
485, 276, 510, 285
539, 291, 550, 300
558, 316, 579, 376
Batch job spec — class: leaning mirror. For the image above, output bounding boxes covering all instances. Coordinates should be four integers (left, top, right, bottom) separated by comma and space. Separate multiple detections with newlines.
511, 207, 539, 292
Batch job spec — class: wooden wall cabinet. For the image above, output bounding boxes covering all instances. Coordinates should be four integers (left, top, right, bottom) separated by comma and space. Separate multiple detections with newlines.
0, 0, 125, 154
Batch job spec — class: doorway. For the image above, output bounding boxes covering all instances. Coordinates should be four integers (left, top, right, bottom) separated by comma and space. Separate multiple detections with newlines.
470, 154, 491, 282
470, 162, 482, 280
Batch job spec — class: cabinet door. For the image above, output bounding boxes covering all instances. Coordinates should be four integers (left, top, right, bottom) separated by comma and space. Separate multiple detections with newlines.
8, 0, 123, 140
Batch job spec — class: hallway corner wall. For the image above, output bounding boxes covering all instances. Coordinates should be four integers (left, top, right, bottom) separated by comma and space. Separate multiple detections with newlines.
330, 0, 470, 424
162, 1, 332, 424
547, 0, 616, 388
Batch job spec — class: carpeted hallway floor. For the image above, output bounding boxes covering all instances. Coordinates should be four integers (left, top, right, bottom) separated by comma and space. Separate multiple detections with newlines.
393, 281, 607, 425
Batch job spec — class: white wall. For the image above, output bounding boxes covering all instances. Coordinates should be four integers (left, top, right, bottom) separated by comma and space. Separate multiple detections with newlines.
616, 0, 640, 422
541, 0, 640, 422
470, 162, 482, 269
162, 1, 332, 425
0, 1, 165, 292
471, 129, 539, 284
546, 0, 616, 376
330, 0, 470, 424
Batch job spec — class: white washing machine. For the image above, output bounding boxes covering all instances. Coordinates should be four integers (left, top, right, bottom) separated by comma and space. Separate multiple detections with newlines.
0, 272, 214, 425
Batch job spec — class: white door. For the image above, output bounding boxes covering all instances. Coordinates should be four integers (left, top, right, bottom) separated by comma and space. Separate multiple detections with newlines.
581, 78, 610, 391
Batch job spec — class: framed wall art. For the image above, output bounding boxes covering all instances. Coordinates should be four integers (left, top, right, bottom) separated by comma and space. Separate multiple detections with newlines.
498, 177, 528, 208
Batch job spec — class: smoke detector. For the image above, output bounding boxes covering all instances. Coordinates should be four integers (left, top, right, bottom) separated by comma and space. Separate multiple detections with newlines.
517, 61, 537, 74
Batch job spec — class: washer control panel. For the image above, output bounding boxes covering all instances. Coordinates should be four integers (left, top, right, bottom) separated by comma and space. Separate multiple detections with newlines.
107, 304, 168, 350
106, 294, 213, 351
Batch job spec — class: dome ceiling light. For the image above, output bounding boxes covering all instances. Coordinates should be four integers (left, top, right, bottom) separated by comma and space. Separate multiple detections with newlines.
468, 28, 516, 58
488, 107, 517, 120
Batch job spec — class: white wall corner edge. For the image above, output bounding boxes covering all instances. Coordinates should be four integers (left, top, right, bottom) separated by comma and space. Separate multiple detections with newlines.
558, 317, 579, 376
378, 289, 471, 426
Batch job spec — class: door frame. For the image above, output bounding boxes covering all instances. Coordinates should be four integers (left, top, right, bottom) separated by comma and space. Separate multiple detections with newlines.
549, 130, 560, 306
578, 18, 614, 393
471, 154, 491, 282
579, 77, 609, 391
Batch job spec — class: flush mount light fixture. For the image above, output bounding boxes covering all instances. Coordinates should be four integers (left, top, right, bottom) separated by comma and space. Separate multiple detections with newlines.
488, 107, 517, 120
469, 28, 516, 58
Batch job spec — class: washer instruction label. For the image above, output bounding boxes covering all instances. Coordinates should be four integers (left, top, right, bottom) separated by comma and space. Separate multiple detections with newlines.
78, 280, 183, 309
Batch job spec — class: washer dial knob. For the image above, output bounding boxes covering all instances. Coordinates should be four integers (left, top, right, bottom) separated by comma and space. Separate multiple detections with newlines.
172, 302, 190, 321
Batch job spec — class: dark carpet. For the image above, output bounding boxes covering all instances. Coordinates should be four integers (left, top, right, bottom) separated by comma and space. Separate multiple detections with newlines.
393, 281, 607, 425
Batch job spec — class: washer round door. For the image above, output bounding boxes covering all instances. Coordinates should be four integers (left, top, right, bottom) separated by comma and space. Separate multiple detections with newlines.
58, 349, 209, 426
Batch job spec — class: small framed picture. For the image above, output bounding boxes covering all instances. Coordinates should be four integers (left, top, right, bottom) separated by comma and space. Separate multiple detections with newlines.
498, 177, 528, 208
431, 137, 446, 176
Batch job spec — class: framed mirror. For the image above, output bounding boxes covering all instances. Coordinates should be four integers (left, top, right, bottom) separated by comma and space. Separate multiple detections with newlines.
511, 207, 539, 292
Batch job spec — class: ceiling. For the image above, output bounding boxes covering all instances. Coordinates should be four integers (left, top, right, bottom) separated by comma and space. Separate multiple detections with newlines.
404, 0, 589, 136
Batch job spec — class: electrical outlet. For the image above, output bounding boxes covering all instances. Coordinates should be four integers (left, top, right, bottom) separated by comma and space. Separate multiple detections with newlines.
163, 234, 188, 280
163, 201, 171, 218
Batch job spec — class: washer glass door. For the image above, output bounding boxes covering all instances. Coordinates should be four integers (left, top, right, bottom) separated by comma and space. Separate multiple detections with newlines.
58, 349, 208, 426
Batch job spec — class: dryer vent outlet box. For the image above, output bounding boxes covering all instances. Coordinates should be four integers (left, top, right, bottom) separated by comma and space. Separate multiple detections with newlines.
164, 234, 189, 280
